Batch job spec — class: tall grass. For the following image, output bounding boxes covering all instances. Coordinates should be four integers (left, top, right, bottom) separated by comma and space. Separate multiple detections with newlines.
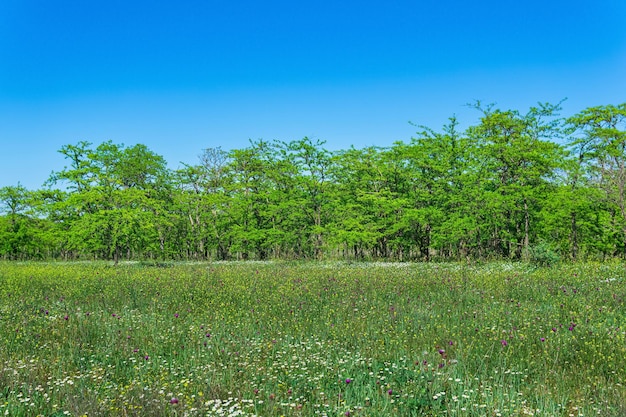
0, 261, 624, 416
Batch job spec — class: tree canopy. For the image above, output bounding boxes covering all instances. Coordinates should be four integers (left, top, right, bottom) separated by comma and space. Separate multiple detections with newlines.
2, 102, 626, 262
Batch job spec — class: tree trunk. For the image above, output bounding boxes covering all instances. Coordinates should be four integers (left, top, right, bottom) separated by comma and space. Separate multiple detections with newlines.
523, 199, 530, 253
570, 212, 578, 260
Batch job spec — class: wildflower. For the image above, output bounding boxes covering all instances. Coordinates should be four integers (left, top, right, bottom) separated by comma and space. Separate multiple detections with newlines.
552, 327, 557, 332
345, 378, 352, 384
170, 397, 179, 404
501, 340, 508, 347
540, 338, 546, 342
438, 349, 445, 355
64, 315, 69, 321
144, 355, 150, 361
387, 389, 393, 395
174, 313, 179, 318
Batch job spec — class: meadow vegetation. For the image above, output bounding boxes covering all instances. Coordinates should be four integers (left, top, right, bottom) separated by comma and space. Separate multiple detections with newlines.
1, 261, 625, 416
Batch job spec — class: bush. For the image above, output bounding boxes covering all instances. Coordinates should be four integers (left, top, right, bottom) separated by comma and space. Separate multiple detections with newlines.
529, 242, 561, 267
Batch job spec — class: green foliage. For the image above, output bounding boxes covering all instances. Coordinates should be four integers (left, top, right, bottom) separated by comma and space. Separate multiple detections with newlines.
528, 241, 561, 267
566, 104, 626, 256
1, 101, 626, 261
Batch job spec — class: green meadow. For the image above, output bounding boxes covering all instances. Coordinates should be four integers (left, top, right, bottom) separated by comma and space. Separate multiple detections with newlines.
0, 262, 624, 416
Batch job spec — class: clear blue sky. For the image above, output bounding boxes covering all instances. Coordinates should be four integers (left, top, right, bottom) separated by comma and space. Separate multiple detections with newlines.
1, 0, 625, 189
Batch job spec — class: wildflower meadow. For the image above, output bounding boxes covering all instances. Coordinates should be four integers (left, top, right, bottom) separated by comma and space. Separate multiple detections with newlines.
0, 261, 624, 416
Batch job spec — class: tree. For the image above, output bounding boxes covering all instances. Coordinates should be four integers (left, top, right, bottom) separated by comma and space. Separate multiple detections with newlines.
467, 102, 564, 259
397, 117, 474, 260
173, 147, 231, 260
227, 140, 275, 259
567, 103, 626, 256
48, 141, 171, 263
0, 184, 33, 259
283, 138, 334, 259
330, 146, 392, 259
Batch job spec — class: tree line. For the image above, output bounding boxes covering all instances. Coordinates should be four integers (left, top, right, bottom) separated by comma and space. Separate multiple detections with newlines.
1, 102, 625, 262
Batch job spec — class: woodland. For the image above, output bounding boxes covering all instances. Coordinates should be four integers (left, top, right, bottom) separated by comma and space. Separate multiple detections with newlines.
1, 102, 626, 262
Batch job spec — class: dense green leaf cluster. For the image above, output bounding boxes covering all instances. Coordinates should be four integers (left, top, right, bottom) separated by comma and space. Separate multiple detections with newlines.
2, 102, 626, 261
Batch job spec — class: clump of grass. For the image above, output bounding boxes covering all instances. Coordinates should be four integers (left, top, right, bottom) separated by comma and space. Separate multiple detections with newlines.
0, 261, 624, 416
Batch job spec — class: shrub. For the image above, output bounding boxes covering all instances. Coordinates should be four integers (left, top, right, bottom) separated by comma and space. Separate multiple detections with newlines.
529, 241, 561, 267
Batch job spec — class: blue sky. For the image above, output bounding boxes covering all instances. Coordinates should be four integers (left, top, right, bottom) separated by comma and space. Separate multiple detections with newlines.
1, 0, 625, 189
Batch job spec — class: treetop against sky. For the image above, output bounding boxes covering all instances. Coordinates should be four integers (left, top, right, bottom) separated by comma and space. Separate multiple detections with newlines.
1, 0, 625, 189
1, 104, 626, 262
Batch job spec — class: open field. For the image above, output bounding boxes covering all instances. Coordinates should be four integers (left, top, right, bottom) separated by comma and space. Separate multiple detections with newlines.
0, 261, 625, 416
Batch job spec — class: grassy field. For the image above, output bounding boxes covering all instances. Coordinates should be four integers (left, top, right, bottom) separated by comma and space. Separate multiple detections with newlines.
0, 261, 625, 416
